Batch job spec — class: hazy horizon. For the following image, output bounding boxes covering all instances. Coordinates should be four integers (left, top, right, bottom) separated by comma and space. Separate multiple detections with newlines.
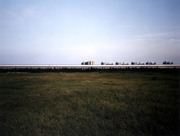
0, 0, 180, 64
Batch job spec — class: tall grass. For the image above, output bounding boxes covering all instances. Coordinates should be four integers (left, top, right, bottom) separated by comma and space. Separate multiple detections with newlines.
0, 71, 179, 136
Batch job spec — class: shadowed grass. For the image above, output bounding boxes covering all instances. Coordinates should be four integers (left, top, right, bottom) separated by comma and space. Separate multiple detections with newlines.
0, 71, 179, 136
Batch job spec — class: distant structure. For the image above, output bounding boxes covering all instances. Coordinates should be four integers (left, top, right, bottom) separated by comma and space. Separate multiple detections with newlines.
81, 61, 95, 65
101, 62, 113, 65
131, 62, 144, 65
121, 62, 129, 65
131, 62, 137, 65
101, 62, 107, 65
102, 61, 129, 65
146, 62, 156, 65
80, 60, 174, 65
138, 62, 144, 65
115, 62, 121, 65
107, 63, 113, 65
163, 61, 173, 64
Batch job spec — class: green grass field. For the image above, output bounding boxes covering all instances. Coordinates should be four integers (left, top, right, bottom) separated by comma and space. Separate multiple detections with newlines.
0, 71, 179, 136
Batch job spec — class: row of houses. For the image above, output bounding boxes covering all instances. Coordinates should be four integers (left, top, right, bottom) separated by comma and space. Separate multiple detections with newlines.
101, 62, 147, 65
131, 62, 156, 65
101, 62, 129, 65
101, 62, 114, 65
163, 61, 173, 64
81, 61, 174, 65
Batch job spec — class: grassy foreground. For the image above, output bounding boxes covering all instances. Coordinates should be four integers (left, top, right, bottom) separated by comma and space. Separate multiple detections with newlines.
0, 71, 179, 136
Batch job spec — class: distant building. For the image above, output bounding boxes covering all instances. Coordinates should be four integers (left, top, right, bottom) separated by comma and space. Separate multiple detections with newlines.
122, 62, 129, 65
163, 61, 173, 64
101, 62, 107, 65
146, 62, 156, 65
131, 62, 145, 65
146, 62, 152, 65
106, 63, 113, 65
81, 62, 85, 65
138, 62, 144, 65
131, 62, 137, 65
115, 62, 121, 65
81, 61, 95, 65
101, 62, 113, 65
90, 61, 95, 65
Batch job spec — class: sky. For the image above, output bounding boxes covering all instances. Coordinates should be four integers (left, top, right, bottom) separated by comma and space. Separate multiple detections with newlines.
0, 0, 180, 65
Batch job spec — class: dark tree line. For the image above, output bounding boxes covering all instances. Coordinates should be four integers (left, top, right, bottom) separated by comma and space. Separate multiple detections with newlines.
0, 67, 179, 73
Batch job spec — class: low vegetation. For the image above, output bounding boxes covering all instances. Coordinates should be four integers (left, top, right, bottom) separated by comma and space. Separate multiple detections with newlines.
0, 71, 179, 136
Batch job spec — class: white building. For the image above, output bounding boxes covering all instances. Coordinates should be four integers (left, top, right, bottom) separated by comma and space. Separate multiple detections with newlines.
81, 61, 95, 65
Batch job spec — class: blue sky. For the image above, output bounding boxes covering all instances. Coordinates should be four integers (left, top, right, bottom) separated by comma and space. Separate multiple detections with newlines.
0, 0, 180, 64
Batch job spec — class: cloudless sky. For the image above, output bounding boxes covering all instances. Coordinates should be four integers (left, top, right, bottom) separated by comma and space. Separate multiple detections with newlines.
0, 0, 180, 64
